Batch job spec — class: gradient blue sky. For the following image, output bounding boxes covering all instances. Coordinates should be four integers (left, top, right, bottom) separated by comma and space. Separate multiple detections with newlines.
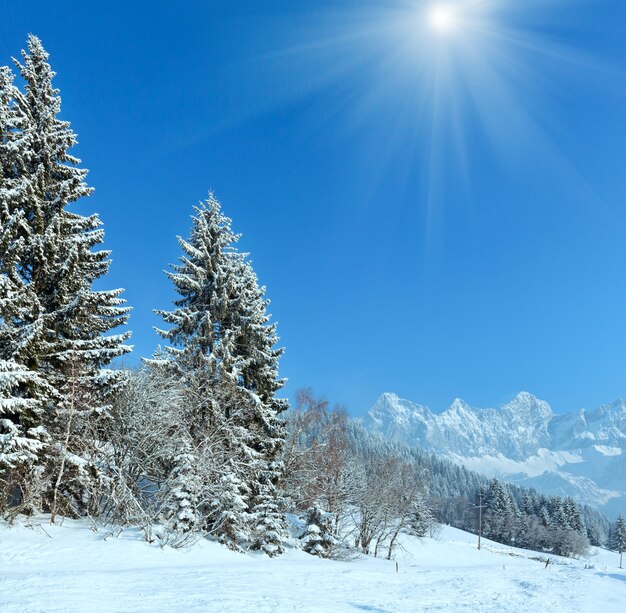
2, 0, 626, 415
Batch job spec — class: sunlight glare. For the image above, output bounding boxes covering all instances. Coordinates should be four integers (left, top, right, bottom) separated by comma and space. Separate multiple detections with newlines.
245, 0, 599, 238
428, 4, 459, 34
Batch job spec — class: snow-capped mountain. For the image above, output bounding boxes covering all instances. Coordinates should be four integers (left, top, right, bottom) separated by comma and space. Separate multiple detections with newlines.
364, 392, 626, 517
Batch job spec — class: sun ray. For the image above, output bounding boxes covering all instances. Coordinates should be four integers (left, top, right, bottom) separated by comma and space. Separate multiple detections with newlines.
185, 0, 611, 240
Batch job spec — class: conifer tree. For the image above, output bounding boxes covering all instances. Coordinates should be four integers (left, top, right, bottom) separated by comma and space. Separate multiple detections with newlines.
166, 440, 201, 535
200, 379, 254, 551
549, 497, 569, 531
409, 495, 435, 538
0, 63, 38, 365
233, 258, 288, 555
0, 37, 131, 516
156, 195, 287, 553
248, 467, 288, 555
1, 66, 40, 507
563, 497, 585, 535
9, 35, 131, 400
612, 514, 626, 569
300, 503, 337, 558
0, 360, 49, 513
483, 479, 518, 544
207, 465, 251, 551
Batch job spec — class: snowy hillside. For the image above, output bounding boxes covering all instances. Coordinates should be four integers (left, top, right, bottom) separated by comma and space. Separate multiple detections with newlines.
1, 516, 625, 612
365, 392, 626, 517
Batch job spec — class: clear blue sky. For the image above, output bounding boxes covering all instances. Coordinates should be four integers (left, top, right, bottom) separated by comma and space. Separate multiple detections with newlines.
2, 0, 626, 416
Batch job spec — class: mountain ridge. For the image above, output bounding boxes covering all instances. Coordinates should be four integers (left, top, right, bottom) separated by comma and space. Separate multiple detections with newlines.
364, 392, 626, 518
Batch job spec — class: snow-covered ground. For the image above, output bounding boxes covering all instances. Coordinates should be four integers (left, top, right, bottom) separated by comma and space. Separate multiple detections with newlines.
1, 518, 625, 612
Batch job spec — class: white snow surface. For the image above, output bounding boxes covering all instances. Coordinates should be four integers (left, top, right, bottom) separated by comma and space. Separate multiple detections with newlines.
1, 517, 626, 612
450, 448, 584, 479
594, 445, 623, 457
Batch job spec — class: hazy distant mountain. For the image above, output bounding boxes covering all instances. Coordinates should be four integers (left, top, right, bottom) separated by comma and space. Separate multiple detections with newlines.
364, 392, 626, 518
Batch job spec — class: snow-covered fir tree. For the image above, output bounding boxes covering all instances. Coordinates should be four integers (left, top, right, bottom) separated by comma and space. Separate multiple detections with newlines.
207, 463, 251, 551
9, 35, 131, 407
563, 496, 585, 535
0, 360, 50, 513
156, 195, 288, 554
409, 495, 435, 538
0, 66, 44, 512
200, 381, 254, 551
248, 464, 288, 555
300, 503, 337, 558
166, 440, 201, 535
482, 479, 518, 544
0, 37, 131, 517
611, 514, 626, 569
232, 258, 289, 554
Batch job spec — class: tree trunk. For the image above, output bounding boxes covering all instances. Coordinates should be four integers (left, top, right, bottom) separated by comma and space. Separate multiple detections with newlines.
387, 529, 401, 560
50, 364, 79, 524
50, 408, 74, 524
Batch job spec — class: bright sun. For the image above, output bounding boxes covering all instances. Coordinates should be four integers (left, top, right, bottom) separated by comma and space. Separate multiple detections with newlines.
428, 4, 459, 34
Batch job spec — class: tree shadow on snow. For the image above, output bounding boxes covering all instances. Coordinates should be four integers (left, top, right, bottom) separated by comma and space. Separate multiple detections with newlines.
350, 604, 391, 613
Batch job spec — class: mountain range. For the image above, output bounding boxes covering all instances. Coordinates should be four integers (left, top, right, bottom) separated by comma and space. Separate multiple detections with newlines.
364, 391, 626, 518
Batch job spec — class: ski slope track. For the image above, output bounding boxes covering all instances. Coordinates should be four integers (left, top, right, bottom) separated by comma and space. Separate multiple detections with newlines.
1, 518, 625, 612
365, 392, 626, 517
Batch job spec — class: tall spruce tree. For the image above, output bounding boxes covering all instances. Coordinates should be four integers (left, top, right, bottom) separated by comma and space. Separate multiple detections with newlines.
482, 479, 518, 545
612, 514, 626, 569
563, 497, 585, 535
0, 37, 131, 517
156, 194, 288, 554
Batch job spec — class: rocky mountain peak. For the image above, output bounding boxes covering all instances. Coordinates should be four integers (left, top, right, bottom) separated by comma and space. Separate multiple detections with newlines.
364, 391, 626, 517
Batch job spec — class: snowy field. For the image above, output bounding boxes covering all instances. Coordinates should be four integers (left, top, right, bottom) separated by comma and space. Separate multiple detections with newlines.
1, 518, 625, 613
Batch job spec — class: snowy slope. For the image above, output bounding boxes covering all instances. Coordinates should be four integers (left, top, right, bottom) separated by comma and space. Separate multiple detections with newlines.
1, 517, 625, 612
365, 392, 626, 516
